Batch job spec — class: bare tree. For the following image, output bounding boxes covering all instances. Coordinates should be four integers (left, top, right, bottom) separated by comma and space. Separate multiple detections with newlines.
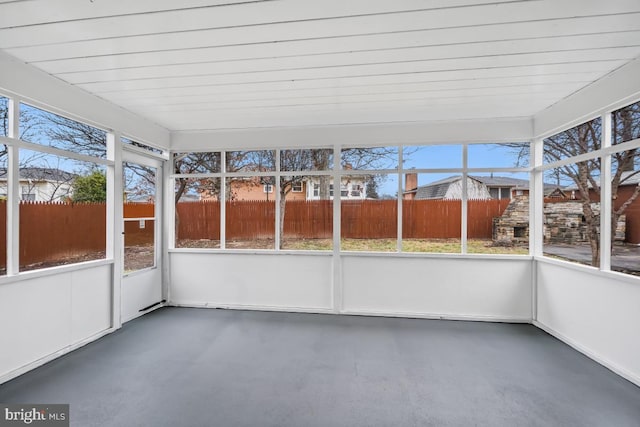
541, 102, 640, 266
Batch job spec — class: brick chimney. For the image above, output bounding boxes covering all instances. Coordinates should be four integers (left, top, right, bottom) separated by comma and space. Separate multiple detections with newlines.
405, 172, 417, 192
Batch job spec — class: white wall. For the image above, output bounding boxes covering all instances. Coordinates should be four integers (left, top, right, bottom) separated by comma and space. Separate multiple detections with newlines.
536, 260, 640, 387
342, 256, 532, 321
169, 252, 334, 311
122, 268, 163, 323
0, 264, 112, 382
170, 252, 533, 321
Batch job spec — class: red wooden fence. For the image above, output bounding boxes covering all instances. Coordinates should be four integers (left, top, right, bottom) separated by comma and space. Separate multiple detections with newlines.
175, 199, 509, 241
0, 198, 518, 271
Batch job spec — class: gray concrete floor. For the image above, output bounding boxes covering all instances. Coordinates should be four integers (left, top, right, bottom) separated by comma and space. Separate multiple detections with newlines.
1, 308, 639, 427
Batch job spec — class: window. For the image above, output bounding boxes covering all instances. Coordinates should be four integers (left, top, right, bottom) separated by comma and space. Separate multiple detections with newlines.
402, 173, 461, 253
542, 159, 600, 267
543, 117, 601, 164
174, 152, 221, 174
280, 175, 332, 251
610, 147, 640, 276
281, 149, 333, 171
341, 146, 398, 170
467, 172, 529, 254
0, 96, 7, 138
403, 145, 462, 169
168, 144, 538, 256
173, 152, 222, 249
612, 100, 640, 145
18, 149, 107, 272
123, 162, 156, 273
226, 176, 275, 249
342, 174, 397, 252
19, 103, 107, 158
226, 150, 275, 173
175, 177, 220, 249
21, 192, 35, 202
468, 143, 529, 168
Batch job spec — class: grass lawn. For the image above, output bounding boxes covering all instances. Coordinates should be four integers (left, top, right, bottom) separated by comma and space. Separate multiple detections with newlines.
284, 238, 528, 254
177, 238, 529, 254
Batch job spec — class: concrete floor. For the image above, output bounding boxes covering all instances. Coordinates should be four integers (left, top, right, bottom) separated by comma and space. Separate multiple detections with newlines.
1, 308, 639, 427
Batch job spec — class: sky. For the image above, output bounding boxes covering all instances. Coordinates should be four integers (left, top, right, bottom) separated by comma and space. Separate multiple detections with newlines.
376, 143, 528, 197
7, 102, 530, 199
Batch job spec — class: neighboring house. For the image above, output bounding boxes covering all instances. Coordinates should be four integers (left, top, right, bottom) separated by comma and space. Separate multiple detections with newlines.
200, 176, 368, 201
404, 173, 562, 201
305, 177, 367, 201
406, 175, 490, 200
0, 167, 76, 202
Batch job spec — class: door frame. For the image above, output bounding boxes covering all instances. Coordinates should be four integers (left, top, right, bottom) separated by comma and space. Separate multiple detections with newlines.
121, 148, 164, 322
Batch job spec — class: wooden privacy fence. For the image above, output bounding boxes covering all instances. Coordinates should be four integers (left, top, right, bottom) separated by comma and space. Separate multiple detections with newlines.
0, 201, 156, 270
175, 199, 510, 241
0, 198, 513, 269
0, 201, 107, 269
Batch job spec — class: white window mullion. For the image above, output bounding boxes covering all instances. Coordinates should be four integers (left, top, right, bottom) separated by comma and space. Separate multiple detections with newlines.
106, 131, 123, 329
6, 97, 20, 275
461, 144, 468, 254
531, 138, 544, 257
275, 150, 281, 251
600, 113, 612, 271
397, 147, 403, 253
220, 152, 226, 250
332, 144, 342, 313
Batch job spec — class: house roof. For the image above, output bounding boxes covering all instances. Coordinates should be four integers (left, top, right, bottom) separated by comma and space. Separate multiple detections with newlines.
410, 174, 561, 199
562, 170, 640, 191
0, 167, 77, 182
471, 175, 529, 189
413, 176, 481, 200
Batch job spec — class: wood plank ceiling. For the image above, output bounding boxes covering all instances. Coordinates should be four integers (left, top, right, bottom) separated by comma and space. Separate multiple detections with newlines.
1, 0, 640, 131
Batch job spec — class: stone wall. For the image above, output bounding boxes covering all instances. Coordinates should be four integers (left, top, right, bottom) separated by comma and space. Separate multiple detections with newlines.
543, 201, 625, 244
492, 198, 626, 244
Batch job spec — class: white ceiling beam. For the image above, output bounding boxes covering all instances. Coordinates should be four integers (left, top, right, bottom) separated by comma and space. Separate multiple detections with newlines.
533, 57, 640, 138
161, 100, 541, 131
0, 50, 170, 147
170, 117, 533, 151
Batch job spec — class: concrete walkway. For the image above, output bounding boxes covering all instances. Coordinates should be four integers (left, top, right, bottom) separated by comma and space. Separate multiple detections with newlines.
544, 244, 640, 273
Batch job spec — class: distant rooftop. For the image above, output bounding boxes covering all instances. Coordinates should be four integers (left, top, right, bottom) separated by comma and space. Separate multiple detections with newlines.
0, 167, 77, 182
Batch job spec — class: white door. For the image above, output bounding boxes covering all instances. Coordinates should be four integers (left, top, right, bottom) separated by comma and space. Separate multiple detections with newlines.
121, 151, 163, 322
